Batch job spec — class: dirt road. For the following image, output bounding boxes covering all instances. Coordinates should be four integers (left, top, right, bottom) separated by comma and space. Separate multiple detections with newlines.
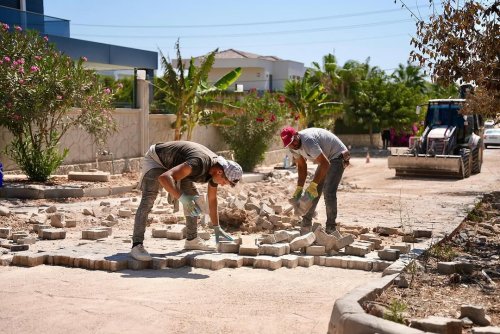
1, 149, 499, 334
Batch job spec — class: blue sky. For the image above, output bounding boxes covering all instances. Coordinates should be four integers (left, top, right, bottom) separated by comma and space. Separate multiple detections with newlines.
44, 0, 437, 74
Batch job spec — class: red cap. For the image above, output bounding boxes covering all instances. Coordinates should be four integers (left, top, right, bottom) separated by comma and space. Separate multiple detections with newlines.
280, 126, 297, 147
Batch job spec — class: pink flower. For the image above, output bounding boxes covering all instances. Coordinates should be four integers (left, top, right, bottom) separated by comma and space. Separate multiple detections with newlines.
14, 25, 22, 31
19, 58, 25, 64
56, 95, 63, 100
269, 114, 276, 122
3, 56, 11, 63
104, 88, 111, 94
81, 56, 88, 62
1, 23, 9, 31
18, 67, 24, 74
43, 36, 49, 42
0, 60, 3, 64
30, 66, 40, 72
278, 95, 286, 104
34, 56, 42, 60
117, 83, 123, 89
294, 114, 300, 121
256, 117, 264, 123
19, 79, 24, 84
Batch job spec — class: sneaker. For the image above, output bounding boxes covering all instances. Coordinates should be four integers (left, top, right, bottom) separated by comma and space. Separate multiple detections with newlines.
130, 244, 152, 261
184, 237, 215, 251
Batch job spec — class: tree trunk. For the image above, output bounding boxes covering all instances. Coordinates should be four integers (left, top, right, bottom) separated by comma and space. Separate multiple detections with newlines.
369, 123, 374, 148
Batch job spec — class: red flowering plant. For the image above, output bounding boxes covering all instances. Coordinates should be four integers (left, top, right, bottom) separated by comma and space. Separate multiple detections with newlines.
0, 23, 117, 181
221, 91, 289, 171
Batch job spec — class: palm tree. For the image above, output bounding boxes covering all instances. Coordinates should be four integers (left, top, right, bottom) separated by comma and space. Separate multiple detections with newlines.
392, 62, 427, 94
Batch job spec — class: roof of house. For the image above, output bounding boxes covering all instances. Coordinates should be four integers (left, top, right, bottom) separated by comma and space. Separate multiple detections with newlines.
200, 49, 282, 61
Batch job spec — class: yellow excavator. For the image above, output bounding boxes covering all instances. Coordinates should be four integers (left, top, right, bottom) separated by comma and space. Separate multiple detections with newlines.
388, 86, 484, 179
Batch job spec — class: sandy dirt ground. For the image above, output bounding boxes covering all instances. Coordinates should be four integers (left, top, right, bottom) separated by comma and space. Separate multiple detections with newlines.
0, 148, 499, 334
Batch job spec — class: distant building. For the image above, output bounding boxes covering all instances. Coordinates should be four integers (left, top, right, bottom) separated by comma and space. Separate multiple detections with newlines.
0, 0, 157, 106
176, 49, 305, 92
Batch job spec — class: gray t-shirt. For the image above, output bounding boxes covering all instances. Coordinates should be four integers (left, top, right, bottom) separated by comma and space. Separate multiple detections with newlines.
289, 128, 347, 161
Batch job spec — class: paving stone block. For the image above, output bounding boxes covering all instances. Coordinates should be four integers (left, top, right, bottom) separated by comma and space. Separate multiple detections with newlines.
128, 258, 152, 270
274, 230, 289, 243
152, 257, 167, 270
346, 257, 373, 271
344, 244, 370, 257
198, 231, 211, 240
461, 305, 492, 326
324, 256, 342, 268
12, 253, 45, 267
166, 224, 186, 240
152, 227, 169, 238
12, 232, 29, 243
68, 171, 110, 182
306, 245, 326, 256
49, 213, 66, 228
253, 256, 282, 270
314, 255, 327, 266
413, 229, 432, 238
17, 237, 37, 245
375, 226, 399, 236
471, 326, 500, 334
410, 316, 462, 334
65, 220, 77, 228
355, 240, 375, 251
118, 208, 133, 218
378, 248, 401, 261
332, 234, 355, 251
390, 243, 411, 254
0, 254, 14, 266
402, 234, 417, 243
241, 256, 256, 266
0, 227, 12, 239
314, 228, 336, 251
268, 214, 282, 225
281, 255, 299, 268
259, 234, 276, 244
165, 254, 187, 268
36, 225, 51, 235
39, 229, 66, 240
372, 260, 393, 272
239, 245, 259, 256
217, 241, 240, 253
193, 254, 225, 270
259, 243, 288, 256
82, 228, 109, 240
359, 233, 383, 249
456, 261, 474, 275
290, 232, 316, 251
105, 254, 129, 271
221, 254, 243, 268
437, 261, 456, 275
298, 255, 314, 267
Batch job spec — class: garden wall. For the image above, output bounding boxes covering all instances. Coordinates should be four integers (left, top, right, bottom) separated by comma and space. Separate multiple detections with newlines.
0, 79, 380, 172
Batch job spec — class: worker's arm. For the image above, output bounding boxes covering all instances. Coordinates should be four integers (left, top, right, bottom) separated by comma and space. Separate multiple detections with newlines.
295, 155, 308, 187
311, 152, 331, 185
207, 181, 219, 226
158, 162, 192, 199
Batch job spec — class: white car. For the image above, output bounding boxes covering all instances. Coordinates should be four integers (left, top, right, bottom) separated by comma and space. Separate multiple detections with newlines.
484, 128, 500, 148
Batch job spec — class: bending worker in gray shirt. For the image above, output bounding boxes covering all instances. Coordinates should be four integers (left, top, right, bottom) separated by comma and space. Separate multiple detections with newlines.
131, 141, 242, 261
280, 126, 350, 235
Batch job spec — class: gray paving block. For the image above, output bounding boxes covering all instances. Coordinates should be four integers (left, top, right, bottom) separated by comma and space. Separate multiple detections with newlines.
253, 255, 282, 270
239, 245, 259, 256
39, 229, 66, 240
378, 249, 401, 261
128, 258, 152, 270
259, 243, 288, 256
217, 241, 240, 253
306, 245, 326, 256
281, 254, 299, 268
298, 255, 314, 267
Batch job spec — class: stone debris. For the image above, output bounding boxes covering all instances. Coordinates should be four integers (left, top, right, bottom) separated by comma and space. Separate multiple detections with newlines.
460, 305, 492, 326
410, 316, 462, 334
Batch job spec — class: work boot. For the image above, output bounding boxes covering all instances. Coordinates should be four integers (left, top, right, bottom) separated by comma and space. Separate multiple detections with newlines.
130, 244, 152, 261
184, 237, 215, 251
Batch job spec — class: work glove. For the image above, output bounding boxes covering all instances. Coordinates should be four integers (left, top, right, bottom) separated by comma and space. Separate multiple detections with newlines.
303, 182, 319, 200
179, 193, 202, 216
214, 225, 234, 243
291, 186, 303, 201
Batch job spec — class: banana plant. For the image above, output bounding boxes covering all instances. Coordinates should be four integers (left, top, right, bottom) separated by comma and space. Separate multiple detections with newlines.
284, 69, 342, 129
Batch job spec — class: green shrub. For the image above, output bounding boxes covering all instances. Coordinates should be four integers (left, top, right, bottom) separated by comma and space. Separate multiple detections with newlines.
383, 299, 407, 324
0, 23, 117, 181
221, 92, 289, 171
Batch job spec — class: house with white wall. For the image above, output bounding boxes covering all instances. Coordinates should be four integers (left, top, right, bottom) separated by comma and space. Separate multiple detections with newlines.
188, 49, 306, 92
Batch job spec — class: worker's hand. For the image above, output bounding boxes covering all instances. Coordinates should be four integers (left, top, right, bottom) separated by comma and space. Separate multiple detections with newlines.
303, 182, 319, 200
291, 186, 303, 201
214, 225, 234, 243
179, 194, 201, 216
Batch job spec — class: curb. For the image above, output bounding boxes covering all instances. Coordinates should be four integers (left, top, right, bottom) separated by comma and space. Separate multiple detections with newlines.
0, 183, 137, 199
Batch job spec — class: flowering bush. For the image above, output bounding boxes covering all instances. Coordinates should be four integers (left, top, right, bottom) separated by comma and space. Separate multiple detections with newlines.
0, 23, 117, 181
221, 91, 289, 171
